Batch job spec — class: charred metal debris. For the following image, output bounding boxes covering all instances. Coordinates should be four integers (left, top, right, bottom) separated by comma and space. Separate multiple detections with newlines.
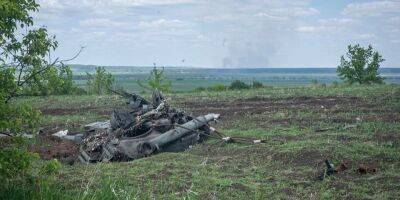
54, 90, 263, 164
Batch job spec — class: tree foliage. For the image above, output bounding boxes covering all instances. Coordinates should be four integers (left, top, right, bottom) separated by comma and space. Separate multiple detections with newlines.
337, 44, 384, 84
0, 0, 82, 102
138, 66, 172, 92
86, 67, 115, 95
1, 2, 63, 197
0, 0, 81, 135
23, 65, 84, 95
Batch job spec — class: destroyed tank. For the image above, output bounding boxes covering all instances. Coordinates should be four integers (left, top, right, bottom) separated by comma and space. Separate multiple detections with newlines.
77, 90, 219, 163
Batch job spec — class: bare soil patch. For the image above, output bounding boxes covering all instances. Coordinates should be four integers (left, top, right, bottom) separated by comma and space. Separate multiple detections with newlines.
181, 95, 398, 128
28, 133, 78, 164
41, 107, 112, 116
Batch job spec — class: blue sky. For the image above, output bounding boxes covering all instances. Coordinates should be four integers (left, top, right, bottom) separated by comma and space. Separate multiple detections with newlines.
34, 0, 400, 68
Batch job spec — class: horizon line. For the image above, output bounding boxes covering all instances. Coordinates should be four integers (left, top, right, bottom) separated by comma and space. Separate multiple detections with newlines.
67, 64, 400, 69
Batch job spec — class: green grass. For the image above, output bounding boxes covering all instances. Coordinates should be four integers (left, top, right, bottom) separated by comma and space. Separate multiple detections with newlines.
6, 84, 400, 199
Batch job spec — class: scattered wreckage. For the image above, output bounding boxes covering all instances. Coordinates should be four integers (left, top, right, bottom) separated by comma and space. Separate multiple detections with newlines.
54, 90, 261, 164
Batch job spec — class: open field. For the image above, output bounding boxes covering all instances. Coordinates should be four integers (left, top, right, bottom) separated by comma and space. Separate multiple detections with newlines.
71, 66, 400, 92
11, 84, 400, 199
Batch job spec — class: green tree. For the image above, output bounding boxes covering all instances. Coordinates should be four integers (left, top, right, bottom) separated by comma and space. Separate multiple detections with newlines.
86, 67, 115, 95
24, 65, 83, 95
0, 0, 50, 135
337, 44, 384, 84
0, 2, 65, 197
0, 0, 83, 101
138, 66, 172, 92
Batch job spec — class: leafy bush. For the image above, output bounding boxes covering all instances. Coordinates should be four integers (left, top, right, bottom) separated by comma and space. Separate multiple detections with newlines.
0, 100, 42, 134
194, 80, 266, 92
229, 80, 251, 90
0, 137, 62, 199
194, 87, 206, 92
23, 65, 82, 95
86, 67, 115, 95
337, 44, 384, 84
138, 66, 172, 93
207, 84, 229, 91
311, 79, 319, 85
252, 81, 264, 88
194, 84, 228, 92
0, 137, 36, 184
331, 81, 340, 88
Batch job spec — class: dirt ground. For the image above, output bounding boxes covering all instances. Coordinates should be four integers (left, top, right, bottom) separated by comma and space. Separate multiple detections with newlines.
14, 87, 399, 198
182, 95, 398, 128
30, 94, 398, 163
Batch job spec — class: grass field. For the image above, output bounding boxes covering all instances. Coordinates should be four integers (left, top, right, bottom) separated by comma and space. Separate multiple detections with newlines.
11, 84, 400, 199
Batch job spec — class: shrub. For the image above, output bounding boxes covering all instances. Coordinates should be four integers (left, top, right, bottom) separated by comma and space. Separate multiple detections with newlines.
252, 81, 264, 88
0, 100, 42, 134
331, 81, 340, 87
208, 84, 228, 91
138, 66, 172, 93
311, 79, 319, 85
23, 65, 82, 95
195, 87, 206, 92
0, 137, 36, 185
337, 44, 384, 84
229, 80, 251, 90
0, 137, 62, 199
86, 67, 115, 95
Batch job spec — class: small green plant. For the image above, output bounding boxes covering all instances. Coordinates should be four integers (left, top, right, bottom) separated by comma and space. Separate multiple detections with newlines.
208, 84, 228, 91
138, 66, 172, 93
337, 44, 384, 84
252, 81, 264, 88
195, 87, 206, 92
229, 80, 251, 90
86, 67, 115, 95
311, 79, 319, 85
40, 159, 61, 175
331, 81, 340, 88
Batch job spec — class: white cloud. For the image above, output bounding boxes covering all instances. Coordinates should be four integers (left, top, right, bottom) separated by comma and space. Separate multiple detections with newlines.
38, 0, 66, 10
138, 19, 185, 29
38, 0, 195, 10
272, 7, 319, 17
318, 18, 354, 27
255, 13, 288, 21
108, 0, 195, 6
343, 1, 400, 17
355, 33, 377, 40
296, 26, 318, 33
80, 18, 128, 28
255, 6, 319, 21
296, 18, 354, 34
